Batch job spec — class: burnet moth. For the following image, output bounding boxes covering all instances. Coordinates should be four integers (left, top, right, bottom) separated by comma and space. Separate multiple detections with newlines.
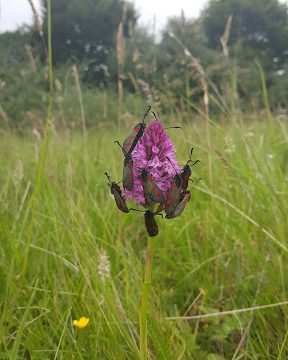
129, 208, 163, 237
141, 169, 165, 206
144, 210, 160, 237
122, 105, 151, 154
114, 141, 134, 191
165, 157, 183, 217
165, 190, 191, 219
104, 173, 129, 213
181, 148, 200, 191
114, 106, 151, 191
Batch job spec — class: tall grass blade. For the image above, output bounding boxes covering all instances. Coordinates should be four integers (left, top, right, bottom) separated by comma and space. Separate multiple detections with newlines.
9, 279, 38, 359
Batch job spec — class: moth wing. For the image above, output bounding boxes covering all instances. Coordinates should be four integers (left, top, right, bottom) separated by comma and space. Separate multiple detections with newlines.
165, 178, 182, 215
166, 191, 191, 219
144, 212, 159, 237
123, 157, 134, 191
180, 166, 192, 191
112, 187, 129, 213
144, 173, 165, 204
142, 181, 152, 206
123, 124, 142, 154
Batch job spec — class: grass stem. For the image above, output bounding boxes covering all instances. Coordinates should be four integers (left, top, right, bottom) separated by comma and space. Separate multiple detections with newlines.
139, 236, 155, 360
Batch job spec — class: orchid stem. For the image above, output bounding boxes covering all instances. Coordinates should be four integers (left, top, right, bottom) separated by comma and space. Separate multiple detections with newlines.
140, 236, 155, 360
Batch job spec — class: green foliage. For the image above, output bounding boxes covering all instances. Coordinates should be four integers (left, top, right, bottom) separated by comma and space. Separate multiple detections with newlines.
0, 29, 32, 70
0, 65, 47, 125
0, 119, 288, 358
203, 0, 288, 70
0, 28, 47, 126
40, 0, 137, 84
154, 16, 222, 107
1, 0, 288, 126
268, 70, 288, 108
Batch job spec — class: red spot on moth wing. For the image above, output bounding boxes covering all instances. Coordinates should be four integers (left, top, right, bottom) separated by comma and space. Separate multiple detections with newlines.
133, 126, 140, 132
148, 176, 153, 183
111, 188, 118, 196
128, 163, 133, 168
166, 199, 171, 205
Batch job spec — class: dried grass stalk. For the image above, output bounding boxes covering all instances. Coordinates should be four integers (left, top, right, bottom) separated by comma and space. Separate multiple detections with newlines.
117, 22, 125, 104
27, 0, 47, 56
71, 65, 87, 137
0, 104, 10, 131
220, 15, 233, 58
27, 0, 43, 37
25, 44, 37, 72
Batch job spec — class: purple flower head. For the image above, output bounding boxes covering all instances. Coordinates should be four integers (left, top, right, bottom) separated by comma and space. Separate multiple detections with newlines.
125, 120, 180, 205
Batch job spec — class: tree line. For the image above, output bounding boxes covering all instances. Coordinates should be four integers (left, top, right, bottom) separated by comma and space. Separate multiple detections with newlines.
0, 0, 287, 124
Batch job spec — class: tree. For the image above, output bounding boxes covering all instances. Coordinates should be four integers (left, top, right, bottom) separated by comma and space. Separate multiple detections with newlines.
40, 0, 137, 84
41, 0, 136, 62
0, 28, 48, 124
152, 15, 222, 111
203, 0, 288, 70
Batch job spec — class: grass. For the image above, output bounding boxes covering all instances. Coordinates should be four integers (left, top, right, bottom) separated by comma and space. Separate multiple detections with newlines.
0, 116, 288, 359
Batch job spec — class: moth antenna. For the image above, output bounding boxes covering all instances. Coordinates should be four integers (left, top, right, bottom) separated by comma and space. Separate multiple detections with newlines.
104, 172, 111, 183
114, 140, 127, 154
129, 208, 145, 213
116, 177, 125, 185
189, 147, 194, 162
164, 126, 183, 131
155, 213, 164, 218
190, 177, 204, 190
142, 105, 151, 124
166, 157, 178, 175
187, 159, 201, 166
151, 111, 158, 120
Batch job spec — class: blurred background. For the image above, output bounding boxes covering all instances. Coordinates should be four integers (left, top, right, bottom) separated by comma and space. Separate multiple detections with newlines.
0, 0, 287, 130
1, 1, 288, 359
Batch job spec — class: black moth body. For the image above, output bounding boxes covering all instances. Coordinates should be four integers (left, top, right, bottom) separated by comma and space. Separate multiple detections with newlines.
141, 169, 165, 206
122, 106, 151, 155
110, 183, 129, 213
180, 164, 192, 191
165, 172, 183, 216
122, 123, 146, 155
114, 142, 134, 192
123, 154, 134, 191
165, 190, 191, 219
105, 173, 129, 213
180, 148, 200, 191
144, 210, 159, 237
120, 106, 151, 191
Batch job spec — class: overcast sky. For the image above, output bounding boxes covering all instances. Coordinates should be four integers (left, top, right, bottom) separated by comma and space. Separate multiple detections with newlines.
0, 0, 209, 33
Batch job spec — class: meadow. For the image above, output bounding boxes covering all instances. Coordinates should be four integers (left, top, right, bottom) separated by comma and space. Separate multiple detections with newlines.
1, 113, 288, 359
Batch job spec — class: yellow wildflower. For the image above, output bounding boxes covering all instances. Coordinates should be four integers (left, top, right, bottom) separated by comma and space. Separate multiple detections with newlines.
199, 288, 206, 296
73, 317, 89, 329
